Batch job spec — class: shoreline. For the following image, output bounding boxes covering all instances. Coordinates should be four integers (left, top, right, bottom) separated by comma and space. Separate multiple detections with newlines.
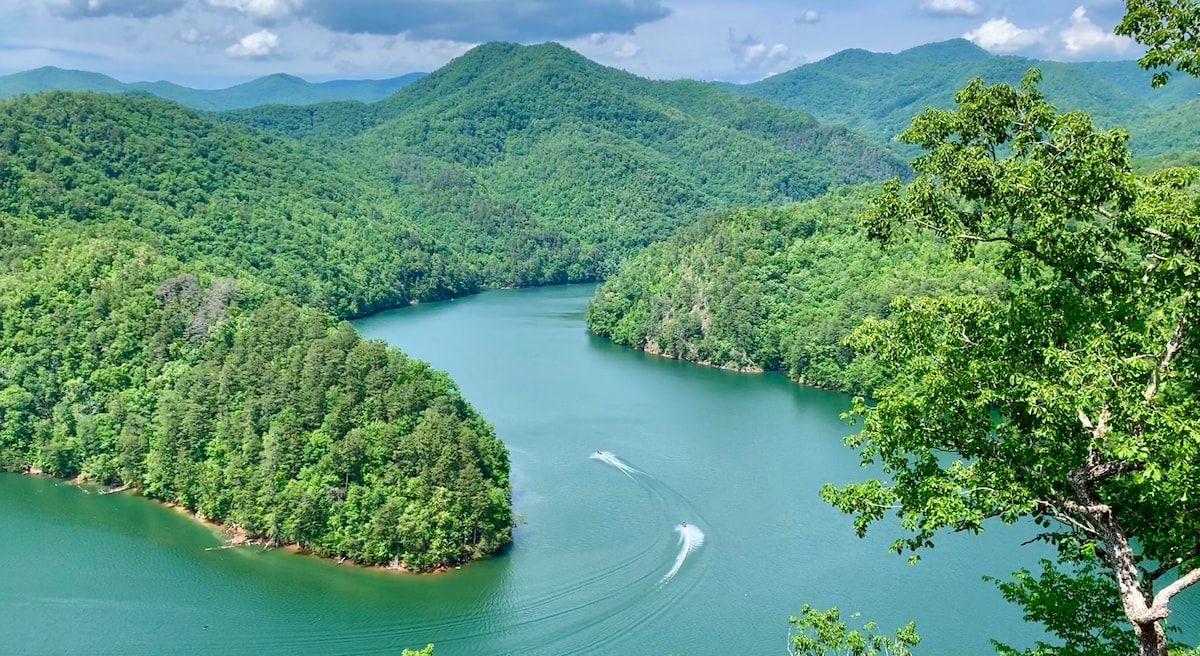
19, 468, 466, 576
634, 338, 851, 394
641, 339, 766, 374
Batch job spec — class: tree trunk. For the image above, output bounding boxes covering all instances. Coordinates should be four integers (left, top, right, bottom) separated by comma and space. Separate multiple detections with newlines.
1135, 620, 1166, 656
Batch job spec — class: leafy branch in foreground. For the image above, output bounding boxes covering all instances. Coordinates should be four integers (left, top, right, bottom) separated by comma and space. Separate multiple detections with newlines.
788, 605, 919, 656
1117, 0, 1200, 87
823, 68, 1200, 656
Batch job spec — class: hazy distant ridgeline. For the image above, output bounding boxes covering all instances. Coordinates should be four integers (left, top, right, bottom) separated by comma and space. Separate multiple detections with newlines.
8, 39, 1198, 159
725, 39, 1200, 158
0, 66, 426, 111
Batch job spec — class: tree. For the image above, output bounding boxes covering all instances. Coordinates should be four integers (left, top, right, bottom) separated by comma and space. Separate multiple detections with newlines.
825, 68, 1200, 656
1116, 0, 1200, 87
789, 605, 919, 656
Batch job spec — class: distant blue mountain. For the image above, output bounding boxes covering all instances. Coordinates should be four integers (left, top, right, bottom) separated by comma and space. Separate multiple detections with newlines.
0, 67, 426, 110
723, 39, 1200, 155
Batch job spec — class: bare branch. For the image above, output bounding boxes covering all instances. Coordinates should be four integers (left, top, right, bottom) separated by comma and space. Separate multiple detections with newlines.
1145, 318, 1187, 401
910, 218, 1010, 245
960, 327, 978, 347
1035, 499, 1101, 536
1143, 225, 1172, 241
1148, 544, 1200, 582
1152, 567, 1200, 611
1062, 498, 1112, 518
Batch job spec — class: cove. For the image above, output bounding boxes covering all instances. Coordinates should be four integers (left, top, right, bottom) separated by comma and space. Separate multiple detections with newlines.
2, 283, 1196, 654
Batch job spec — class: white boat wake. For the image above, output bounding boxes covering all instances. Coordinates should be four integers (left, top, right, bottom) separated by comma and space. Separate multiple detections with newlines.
589, 450, 640, 480
660, 523, 704, 585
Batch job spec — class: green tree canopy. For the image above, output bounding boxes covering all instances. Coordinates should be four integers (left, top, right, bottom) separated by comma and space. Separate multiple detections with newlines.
830, 69, 1200, 656
1118, 0, 1200, 87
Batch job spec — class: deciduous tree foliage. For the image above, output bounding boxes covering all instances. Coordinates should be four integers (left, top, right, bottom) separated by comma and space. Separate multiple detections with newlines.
788, 605, 919, 656
1117, 0, 1200, 87
830, 70, 1200, 655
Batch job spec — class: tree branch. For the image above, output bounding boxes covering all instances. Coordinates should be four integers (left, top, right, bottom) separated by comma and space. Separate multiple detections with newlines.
1145, 317, 1186, 401
910, 217, 1010, 245
1148, 544, 1200, 582
1035, 499, 1101, 536
1061, 498, 1111, 517
1152, 566, 1200, 612
1143, 225, 1172, 241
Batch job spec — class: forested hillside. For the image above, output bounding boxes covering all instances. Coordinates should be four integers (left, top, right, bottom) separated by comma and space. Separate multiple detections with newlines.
0, 66, 426, 110
584, 186, 1002, 394
0, 91, 476, 317
0, 91, 509, 570
729, 39, 1200, 157
0, 43, 906, 568
220, 42, 909, 280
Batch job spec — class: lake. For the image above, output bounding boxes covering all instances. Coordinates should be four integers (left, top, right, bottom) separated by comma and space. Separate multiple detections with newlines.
2, 284, 1194, 654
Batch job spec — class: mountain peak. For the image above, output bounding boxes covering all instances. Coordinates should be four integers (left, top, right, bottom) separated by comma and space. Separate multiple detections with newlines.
452, 41, 594, 72
390, 40, 616, 106
897, 38, 991, 62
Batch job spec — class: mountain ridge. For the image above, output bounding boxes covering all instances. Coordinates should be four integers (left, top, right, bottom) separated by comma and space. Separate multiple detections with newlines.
0, 66, 426, 110
214, 40, 908, 284
726, 38, 1200, 156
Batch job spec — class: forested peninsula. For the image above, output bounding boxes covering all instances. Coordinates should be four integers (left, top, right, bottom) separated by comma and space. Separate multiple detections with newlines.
584, 186, 1002, 394
0, 43, 902, 570
0, 91, 511, 570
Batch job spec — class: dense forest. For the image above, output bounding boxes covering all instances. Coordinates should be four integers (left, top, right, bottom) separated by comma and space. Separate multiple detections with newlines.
584, 186, 1002, 394
0, 91, 509, 570
585, 40, 1200, 394
218, 42, 908, 282
8, 23, 1197, 651
0, 42, 903, 570
0, 239, 510, 570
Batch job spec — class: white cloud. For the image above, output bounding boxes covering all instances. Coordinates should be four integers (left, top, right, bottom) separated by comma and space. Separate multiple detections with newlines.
205, 0, 301, 22
795, 10, 820, 24
728, 30, 790, 71
225, 29, 280, 58
613, 41, 641, 59
920, 0, 981, 17
179, 27, 204, 44
964, 18, 1047, 53
1059, 5, 1132, 56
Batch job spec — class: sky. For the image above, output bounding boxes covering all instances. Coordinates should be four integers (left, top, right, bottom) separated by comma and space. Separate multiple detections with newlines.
0, 0, 1142, 87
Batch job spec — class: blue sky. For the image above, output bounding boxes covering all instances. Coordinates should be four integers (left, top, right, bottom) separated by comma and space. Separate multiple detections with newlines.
0, 0, 1140, 87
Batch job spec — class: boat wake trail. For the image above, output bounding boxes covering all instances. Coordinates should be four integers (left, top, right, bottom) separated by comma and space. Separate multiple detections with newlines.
660, 523, 705, 585
589, 450, 640, 480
